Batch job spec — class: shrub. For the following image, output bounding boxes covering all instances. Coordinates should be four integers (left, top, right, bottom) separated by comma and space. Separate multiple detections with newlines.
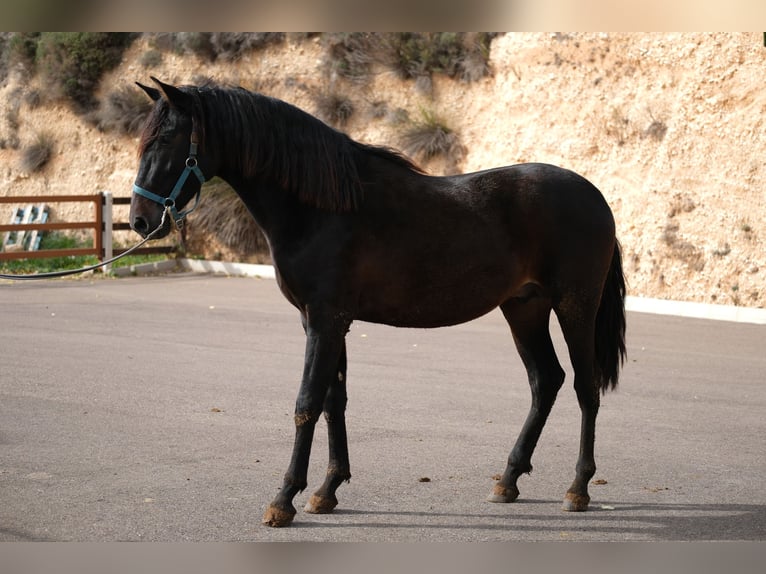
387, 32, 464, 80
94, 85, 153, 135
401, 109, 461, 161
5, 90, 21, 130
174, 33, 216, 60
169, 33, 285, 62
139, 49, 163, 69
20, 132, 54, 173
24, 89, 42, 109
383, 32, 496, 88
313, 91, 355, 127
209, 33, 285, 61
459, 33, 497, 82
661, 221, 705, 272
36, 33, 136, 113
322, 33, 380, 82
188, 179, 269, 257
0, 134, 20, 150
321, 33, 497, 90
0, 32, 40, 79
644, 116, 668, 141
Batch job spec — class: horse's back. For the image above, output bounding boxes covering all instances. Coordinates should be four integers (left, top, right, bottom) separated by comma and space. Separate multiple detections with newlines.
349, 162, 616, 327
460, 163, 614, 226
463, 162, 616, 264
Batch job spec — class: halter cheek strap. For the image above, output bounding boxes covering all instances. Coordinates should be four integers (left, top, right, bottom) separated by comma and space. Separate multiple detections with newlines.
133, 139, 206, 227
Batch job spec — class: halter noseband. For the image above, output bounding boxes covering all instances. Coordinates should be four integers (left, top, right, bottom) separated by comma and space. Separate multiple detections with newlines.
132, 127, 205, 227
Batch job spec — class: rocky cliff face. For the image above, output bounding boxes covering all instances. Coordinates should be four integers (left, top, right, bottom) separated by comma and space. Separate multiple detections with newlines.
1, 33, 764, 307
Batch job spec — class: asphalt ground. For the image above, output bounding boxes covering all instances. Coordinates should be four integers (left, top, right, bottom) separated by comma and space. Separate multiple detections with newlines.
0, 273, 764, 542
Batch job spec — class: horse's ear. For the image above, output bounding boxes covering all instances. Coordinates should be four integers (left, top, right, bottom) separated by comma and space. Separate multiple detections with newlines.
150, 76, 193, 112
136, 82, 161, 102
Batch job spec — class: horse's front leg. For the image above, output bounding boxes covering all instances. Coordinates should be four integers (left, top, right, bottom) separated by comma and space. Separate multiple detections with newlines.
262, 310, 350, 527
304, 341, 351, 514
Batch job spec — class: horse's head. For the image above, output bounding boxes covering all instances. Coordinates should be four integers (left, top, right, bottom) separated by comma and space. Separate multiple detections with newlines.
130, 77, 210, 239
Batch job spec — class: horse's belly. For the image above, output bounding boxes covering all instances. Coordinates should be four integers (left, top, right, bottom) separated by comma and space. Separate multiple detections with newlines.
356, 264, 515, 328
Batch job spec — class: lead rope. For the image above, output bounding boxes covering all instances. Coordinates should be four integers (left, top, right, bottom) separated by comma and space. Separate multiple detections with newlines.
0, 205, 173, 281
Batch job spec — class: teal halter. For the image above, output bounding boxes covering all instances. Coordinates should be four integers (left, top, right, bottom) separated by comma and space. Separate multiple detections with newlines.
133, 135, 205, 227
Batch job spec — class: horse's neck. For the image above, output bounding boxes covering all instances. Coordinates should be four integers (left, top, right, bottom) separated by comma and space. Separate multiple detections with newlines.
222, 173, 310, 246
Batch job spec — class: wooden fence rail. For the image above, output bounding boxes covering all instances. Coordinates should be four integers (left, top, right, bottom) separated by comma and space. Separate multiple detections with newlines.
0, 193, 174, 262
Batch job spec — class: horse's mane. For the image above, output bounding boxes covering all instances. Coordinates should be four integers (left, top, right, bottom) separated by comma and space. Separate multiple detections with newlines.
138, 83, 424, 212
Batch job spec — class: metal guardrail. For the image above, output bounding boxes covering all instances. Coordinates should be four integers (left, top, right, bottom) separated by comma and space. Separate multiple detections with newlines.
0, 192, 174, 262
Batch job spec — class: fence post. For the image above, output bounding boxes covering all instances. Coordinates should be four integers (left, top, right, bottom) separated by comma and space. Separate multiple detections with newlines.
101, 191, 113, 273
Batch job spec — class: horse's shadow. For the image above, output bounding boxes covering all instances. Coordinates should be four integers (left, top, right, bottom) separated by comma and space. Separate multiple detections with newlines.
294, 500, 766, 540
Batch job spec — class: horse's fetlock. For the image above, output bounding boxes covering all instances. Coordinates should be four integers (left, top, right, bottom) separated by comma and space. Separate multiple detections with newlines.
283, 474, 308, 493
326, 465, 352, 482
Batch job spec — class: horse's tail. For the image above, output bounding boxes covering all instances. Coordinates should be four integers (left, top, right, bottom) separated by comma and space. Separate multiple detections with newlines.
594, 239, 627, 393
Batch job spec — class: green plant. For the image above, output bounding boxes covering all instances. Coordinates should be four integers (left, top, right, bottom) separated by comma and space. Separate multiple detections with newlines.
20, 132, 54, 173
35, 33, 136, 113
0, 232, 97, 275
0, 231, 169, 276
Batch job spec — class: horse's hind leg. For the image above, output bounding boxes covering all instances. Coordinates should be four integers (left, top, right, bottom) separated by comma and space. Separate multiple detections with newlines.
555, 296, 601, 512
304, 342, 352, 514
489, 296, 565, 503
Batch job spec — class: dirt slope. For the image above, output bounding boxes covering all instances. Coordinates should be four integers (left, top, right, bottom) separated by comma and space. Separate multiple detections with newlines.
1, 32, 764, 307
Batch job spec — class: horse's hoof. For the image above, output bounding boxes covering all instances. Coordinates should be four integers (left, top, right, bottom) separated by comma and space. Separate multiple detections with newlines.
486, 483, 519, 503
562, 492, 590, 512
262, 504, 297, 527
304, 493, 338, 514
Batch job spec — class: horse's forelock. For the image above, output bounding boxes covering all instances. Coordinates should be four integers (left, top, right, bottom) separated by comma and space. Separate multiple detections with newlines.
136, 86, 205, 159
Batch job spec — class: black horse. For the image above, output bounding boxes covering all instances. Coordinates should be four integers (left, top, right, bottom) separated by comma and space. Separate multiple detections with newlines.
130, 78, 626, 528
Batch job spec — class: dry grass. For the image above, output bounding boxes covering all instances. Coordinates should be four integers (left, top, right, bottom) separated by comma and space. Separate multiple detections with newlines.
401, 109, 462, 163
661, 221, 705, 272
20, 132, 54, 172
322, 33, 379, 83
187, 180, 269, 258
321, 33, 496, 92
162, 33, 285, 62
93, 85, 153, 135
313, 91, 355, 127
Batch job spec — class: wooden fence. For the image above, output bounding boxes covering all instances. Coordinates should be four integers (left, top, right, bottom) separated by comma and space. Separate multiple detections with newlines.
0, 193, 174, 262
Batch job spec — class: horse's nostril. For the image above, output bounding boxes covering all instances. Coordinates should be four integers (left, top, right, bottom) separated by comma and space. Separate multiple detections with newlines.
132, 216, 149, 236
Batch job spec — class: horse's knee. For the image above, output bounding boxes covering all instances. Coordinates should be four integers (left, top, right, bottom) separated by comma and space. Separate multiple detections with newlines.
294, 411, 321, 427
